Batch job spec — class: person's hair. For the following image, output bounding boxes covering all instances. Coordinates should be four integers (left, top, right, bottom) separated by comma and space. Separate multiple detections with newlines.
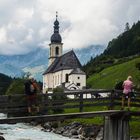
28, 75, 34, 81
127, 76, 132, 80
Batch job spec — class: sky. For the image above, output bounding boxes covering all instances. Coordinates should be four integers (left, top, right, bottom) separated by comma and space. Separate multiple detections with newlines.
0, 0, 140, 55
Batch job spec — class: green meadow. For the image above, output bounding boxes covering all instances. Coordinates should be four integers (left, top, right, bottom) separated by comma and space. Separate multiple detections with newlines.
87, 57, 140, 90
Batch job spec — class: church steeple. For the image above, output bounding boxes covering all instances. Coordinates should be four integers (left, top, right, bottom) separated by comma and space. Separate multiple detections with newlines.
54, 12, 59, 33
48, 12, 63, 67
51, 12, 62, 43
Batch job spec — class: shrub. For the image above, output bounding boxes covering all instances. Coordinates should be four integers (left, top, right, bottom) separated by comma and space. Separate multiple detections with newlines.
114, 81, 123, 90
52, 87, 67, 113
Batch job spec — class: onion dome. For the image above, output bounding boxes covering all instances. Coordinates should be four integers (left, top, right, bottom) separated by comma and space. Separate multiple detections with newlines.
51, 12, 62, 43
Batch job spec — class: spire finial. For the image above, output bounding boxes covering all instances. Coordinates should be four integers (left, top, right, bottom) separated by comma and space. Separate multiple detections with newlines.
56, 11, 58, 19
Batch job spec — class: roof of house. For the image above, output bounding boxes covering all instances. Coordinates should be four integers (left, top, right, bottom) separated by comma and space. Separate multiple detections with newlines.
69, 68, 85, 75
43, 50, 82, 75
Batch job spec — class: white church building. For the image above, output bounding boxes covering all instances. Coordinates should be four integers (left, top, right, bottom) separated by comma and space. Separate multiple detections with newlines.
43, 14, 86, 92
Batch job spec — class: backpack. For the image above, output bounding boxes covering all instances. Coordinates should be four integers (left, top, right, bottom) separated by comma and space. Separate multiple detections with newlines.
25, 81, 35, 95
30, 84, 35, 93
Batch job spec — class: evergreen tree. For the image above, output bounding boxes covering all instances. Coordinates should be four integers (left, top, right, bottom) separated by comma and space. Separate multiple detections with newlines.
125, 22, 130, 31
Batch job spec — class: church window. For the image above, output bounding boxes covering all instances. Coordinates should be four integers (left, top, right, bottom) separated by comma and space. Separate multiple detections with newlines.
55, 46, 59, 55
77, 83, 80, 86
65, 74, 69, 82
55, 76, 57, 85
58, 75, 59, 84
78, 77, 80, 79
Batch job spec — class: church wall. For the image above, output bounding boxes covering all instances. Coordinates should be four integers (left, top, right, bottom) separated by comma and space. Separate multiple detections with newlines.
48, 43, 63, 67
43, 73, 53, 93
52, 71, 62, 88
49, 43, 63, 58
43, 70, 86, 91
61, 69, 72, 83
69, 74, 86, 89
52, 69, 72, 88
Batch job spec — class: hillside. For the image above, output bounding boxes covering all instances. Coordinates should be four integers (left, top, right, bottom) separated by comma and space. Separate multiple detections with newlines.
104, 21, 140, 57
83, 21, 140, 77
0, 73, 13, 95
5, 78, 26, 95
87, 57, 140, 89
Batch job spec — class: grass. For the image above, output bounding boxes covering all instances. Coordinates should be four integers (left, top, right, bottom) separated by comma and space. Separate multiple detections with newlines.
62, 99, 140, 137
130, 116, 140, 138
86, 57, 140, 137
87, 57, 140, 89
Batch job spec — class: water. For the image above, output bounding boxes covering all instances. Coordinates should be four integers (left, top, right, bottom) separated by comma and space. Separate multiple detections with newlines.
0, 113, 77, 140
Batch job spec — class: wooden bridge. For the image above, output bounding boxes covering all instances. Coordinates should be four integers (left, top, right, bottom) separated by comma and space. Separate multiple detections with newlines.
0, 89, 140, 140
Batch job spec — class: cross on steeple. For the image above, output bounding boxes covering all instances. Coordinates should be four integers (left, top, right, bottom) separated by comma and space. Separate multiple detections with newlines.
56, 11, 58, 19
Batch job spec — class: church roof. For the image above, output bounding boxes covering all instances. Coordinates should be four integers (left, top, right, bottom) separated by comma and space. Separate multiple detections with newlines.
51, 33, 62, 43
43, 50, 82, 74
69, 68, 85, 75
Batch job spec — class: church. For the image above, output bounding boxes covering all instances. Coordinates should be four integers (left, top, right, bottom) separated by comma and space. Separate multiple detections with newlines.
43, 14, 86, 92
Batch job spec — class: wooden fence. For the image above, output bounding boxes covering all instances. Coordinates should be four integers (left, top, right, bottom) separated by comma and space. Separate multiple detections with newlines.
0, 89, 140, 116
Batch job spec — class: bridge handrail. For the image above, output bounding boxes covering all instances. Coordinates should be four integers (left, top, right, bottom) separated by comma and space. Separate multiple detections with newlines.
0, 89, 140, 114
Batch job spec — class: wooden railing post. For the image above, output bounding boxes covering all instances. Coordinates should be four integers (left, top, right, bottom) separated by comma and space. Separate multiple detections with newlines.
104, 113, 130, 140
43, 93, 48, 114
108, 90, 115, 110
79, 92, 83, 112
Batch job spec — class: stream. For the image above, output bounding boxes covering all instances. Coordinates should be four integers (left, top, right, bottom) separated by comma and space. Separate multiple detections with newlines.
0, 113, 77, 140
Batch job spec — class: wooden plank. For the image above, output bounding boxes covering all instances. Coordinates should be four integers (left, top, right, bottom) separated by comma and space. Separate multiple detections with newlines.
0, 110, 125, 124
0, 102, 111, 114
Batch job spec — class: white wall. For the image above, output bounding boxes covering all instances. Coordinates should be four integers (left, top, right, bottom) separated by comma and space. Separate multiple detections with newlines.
48, 43, 63, 66
69, 74, 86, 89
43, 69, 86, 91
53, 69, 72, 88
43, 69, 72, 90
43, 73, 53, 93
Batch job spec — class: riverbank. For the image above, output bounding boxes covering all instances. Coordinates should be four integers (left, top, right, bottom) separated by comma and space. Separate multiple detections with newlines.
41, 121, 103, 140
1, 121, 140, 140
40, 121, 140, 140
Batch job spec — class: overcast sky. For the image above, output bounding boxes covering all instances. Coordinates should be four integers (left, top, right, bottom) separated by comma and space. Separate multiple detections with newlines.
0, 0, 140, 55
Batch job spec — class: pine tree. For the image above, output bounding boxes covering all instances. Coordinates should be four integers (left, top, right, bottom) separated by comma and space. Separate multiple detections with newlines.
125, 22, 130, 31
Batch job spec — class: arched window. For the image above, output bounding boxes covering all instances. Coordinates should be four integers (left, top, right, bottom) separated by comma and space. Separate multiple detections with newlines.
55, 46, 59, 56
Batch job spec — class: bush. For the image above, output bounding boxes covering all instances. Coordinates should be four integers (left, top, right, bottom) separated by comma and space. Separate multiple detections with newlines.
114, 81, 123, 90
136, 62, 140, 70
52, 87, 67, 113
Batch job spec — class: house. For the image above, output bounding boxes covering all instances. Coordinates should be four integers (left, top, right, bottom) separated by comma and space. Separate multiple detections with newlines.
43, 14, 86, 92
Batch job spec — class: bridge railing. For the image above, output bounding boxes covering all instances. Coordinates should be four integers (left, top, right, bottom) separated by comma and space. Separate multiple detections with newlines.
0, 89, 140, 116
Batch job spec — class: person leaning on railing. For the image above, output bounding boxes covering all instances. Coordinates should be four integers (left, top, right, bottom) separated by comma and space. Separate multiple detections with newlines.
121, 76, 134, 110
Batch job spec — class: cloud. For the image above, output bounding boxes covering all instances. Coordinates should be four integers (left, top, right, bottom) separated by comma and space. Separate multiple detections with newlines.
0, 0, 140, 55
0, 27, 7, 43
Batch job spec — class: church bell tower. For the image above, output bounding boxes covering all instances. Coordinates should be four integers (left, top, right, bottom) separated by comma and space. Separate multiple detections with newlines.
48, 12, 63, 66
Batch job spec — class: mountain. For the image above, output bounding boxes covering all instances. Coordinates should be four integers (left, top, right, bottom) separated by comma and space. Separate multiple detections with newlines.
0, 64, 24, 77
0, 48, 49, 68
75, 45, 105, 65
0, 45, 105, 81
